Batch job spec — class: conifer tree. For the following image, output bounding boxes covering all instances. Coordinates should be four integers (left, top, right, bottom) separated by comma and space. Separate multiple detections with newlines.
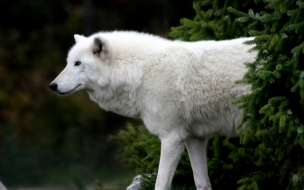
232, 0, 304, 189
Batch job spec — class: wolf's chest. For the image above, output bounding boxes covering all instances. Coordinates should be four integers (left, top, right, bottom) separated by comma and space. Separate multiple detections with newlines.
87, 88, 141, 118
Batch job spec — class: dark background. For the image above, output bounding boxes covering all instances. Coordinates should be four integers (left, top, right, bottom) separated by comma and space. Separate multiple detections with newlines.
0, 0, 194, 188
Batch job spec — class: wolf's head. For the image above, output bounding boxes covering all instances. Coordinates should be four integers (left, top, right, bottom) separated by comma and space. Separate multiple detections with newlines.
49, 34, 112, 95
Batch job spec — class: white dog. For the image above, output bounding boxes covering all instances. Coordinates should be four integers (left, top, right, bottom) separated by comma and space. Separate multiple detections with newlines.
49, 31, 256, 190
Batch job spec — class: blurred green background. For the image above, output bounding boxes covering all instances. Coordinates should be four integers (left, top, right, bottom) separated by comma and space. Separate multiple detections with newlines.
0, 0, 194, 188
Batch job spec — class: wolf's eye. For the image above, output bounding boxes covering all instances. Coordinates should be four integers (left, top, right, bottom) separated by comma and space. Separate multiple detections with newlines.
74, 61, 81, 66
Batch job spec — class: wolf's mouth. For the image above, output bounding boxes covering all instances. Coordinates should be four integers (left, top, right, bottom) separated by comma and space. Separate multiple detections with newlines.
58, 84, 81, 95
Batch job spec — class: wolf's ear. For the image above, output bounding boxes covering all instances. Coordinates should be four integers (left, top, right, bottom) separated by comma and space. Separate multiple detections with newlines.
74, 34, 86, 43
93, 37, 103, 54
92, 37, 111, 60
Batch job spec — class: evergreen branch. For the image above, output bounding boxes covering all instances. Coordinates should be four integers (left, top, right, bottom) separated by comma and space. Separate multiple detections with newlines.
201, 0, 213, 6
288, 21, 304, 32
180, 18, 201, 28
236, 16, 251, 23
193, 1, 204, 21
291, 42, 304, 54
227, 6, 248, 17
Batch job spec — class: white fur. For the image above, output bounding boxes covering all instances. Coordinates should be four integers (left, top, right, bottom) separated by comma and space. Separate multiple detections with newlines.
50, 31, 256, 190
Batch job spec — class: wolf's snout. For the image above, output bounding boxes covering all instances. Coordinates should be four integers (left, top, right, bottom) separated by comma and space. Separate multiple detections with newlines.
49, 83, 58, 91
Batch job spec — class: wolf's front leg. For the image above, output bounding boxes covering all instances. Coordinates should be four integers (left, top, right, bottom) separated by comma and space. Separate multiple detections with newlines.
155, 133, 185, 190
185, 136, 212, 190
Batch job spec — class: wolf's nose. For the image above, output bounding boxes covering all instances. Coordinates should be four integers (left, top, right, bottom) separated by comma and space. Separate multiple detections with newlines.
49, 83, 58, 91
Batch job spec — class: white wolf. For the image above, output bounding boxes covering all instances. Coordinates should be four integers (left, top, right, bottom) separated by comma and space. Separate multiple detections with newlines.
49, 31, 256, 190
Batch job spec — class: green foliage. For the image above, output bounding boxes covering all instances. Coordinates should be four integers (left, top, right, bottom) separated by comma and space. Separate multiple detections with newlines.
235, 0, 304, 189
111, 124, 160, 173
169, 0, 262, 41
